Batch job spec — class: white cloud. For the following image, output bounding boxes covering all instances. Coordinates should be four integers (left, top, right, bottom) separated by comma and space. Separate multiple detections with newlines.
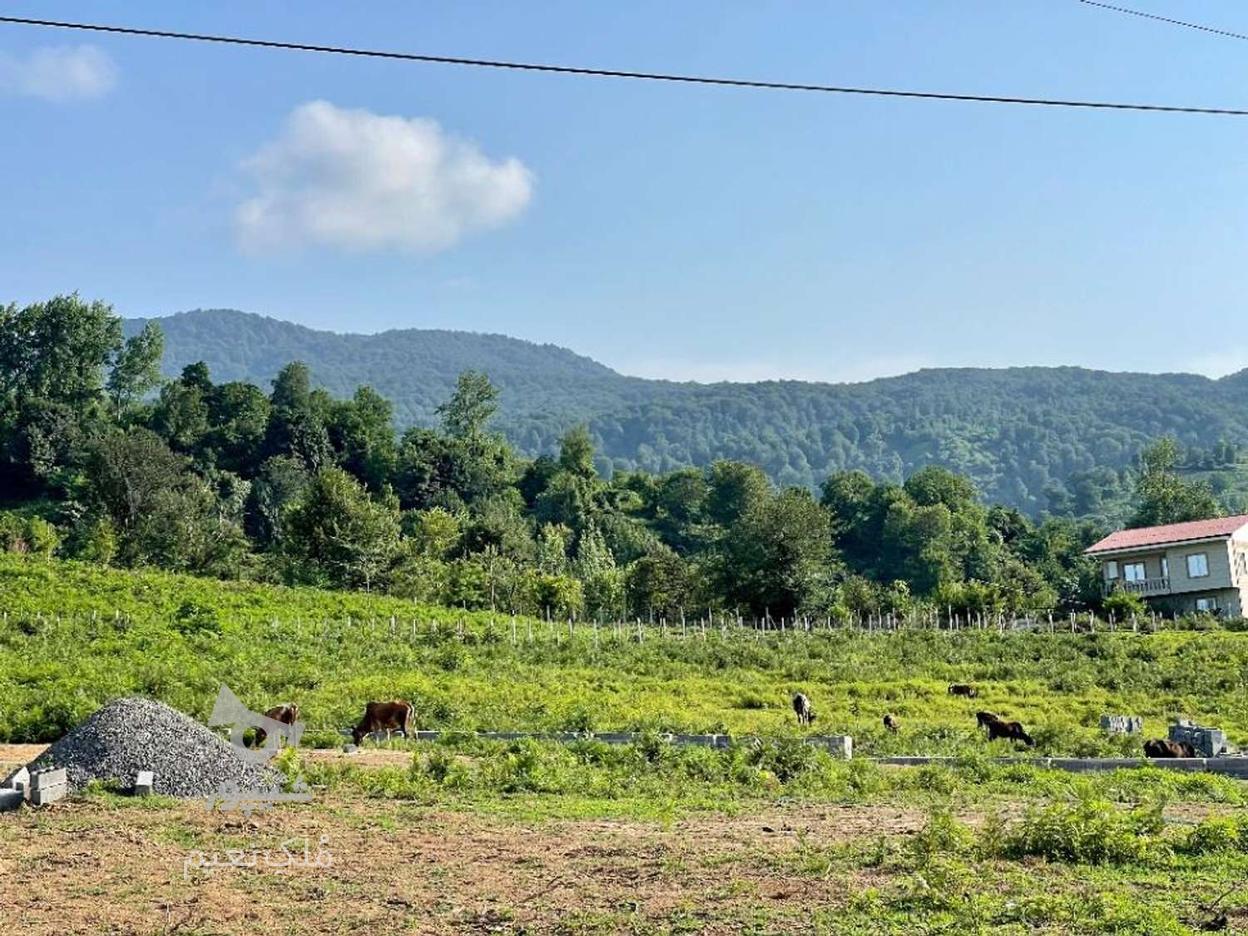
235, 101, 534, 254
0, 45, 117, 101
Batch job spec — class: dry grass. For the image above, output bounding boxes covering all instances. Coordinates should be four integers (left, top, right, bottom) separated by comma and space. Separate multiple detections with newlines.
0, 793, 925, 935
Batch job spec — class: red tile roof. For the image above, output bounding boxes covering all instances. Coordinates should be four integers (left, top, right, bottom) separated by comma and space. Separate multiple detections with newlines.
1086, 514, 1248, 555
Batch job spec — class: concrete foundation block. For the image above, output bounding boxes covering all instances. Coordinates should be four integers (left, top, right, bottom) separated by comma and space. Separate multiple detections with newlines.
3, 765, 29, 794
591, 732, 634, 745
30, 767, 67, 790
134, 771, 154, 796
1169, 721, 1229, 757
29, 767, 68, 806
0, 789, 23, 812
672, 734, 724, 748
808, 735, 854, 759
31, 784, 67, 806
1100, 715, 1143, 735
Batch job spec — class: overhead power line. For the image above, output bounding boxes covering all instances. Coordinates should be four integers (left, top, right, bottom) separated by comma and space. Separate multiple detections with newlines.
3, 13, 1248, 117
1078, 0, 1248, 43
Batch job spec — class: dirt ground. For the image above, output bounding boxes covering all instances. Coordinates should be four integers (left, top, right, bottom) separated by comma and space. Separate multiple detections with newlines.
0, 792, 919, 935
4, 744, 1245, 934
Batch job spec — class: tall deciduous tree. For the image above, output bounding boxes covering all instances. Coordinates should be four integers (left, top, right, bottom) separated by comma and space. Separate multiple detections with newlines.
281, 467, 401, 591
107, 321, 164, 417
1129, 437, 1220, 528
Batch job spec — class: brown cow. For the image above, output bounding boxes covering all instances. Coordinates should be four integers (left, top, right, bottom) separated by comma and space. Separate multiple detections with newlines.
251, 703, 299, 749
352, 700, 415, 745
883, 713, 900, 733
1144, 738, 1196, 758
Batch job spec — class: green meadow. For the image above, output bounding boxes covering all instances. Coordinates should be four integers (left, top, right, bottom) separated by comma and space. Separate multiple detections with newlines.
2, 554, 1245, 756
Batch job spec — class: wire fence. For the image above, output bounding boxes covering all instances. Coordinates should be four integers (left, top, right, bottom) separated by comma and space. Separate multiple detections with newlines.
0, 604, 1215, 649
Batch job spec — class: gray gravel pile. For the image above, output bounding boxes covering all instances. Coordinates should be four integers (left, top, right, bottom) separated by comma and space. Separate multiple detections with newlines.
29, 697, 280, 798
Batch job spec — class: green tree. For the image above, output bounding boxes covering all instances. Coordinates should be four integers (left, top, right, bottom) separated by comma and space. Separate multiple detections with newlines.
106, 321, 164, 417
717, 487, 836, 618
1129, 438, 1221, 528
574, 525, 625, 618
437, 370, 499, 439
557, 425, 597, 479
281, 467, 402, 591
328, 385, 397, 492
0, 294, 121, 412
265, 362, 332, 471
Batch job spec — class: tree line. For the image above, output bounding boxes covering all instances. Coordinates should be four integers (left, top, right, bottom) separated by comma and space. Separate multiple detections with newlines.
1, 295, 1225, 622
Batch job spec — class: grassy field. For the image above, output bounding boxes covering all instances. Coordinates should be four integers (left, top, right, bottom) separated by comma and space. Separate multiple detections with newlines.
2, 740, 1247, 934
3, 555, 1248, 932
2, 555, 1248, 756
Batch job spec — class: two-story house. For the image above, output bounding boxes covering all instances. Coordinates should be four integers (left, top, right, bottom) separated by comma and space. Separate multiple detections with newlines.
1085, 514, 1248, 618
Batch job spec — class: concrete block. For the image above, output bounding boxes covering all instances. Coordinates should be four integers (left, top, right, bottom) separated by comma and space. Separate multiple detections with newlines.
341, 743, 358, 753
0, 789, 23, 812
134, 771, 154, 796
672, 734, 723, 748
808, 735, 853, 759
29, 767, 68, 806
1100, 715, 1143, 735
1207, 757, 1248, 779
591, 732, 633, 745
3, 765, 29, 794
1169, 721, 1229, 757
30, 767, 66, 790
30, 784, 67, 806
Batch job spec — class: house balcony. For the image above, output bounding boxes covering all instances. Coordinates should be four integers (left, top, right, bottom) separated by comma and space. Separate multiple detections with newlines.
1104, 577, 1170, 597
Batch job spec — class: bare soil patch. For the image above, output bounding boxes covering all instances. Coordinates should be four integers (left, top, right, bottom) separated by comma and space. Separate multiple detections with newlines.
0, 796, 917, 935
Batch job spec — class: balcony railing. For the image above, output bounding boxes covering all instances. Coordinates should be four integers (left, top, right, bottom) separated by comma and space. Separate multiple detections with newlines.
1105, 577, 1170, 597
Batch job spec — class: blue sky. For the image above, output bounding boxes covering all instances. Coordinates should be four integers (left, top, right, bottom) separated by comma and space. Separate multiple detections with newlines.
3, 1, 1248, 383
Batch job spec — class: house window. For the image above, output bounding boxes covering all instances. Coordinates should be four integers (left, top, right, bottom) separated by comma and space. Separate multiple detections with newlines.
1187, 553, 1210, 578
1161, 556, 1169, 579
1106, 560, 1119, 580
1195, 597, 1218, 612
1123, 562, 1147, 582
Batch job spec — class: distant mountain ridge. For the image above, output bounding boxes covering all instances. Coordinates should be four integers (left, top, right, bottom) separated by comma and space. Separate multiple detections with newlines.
124, 309, 1248, 513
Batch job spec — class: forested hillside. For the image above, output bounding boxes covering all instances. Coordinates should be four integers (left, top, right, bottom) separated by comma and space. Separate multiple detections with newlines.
127, 310, 1248, 513
8, 295, 1237, 626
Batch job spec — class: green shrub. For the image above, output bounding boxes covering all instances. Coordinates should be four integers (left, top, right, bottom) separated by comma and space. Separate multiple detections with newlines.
172, 600, 221, 636
995, 796, 1168, 864
1181, 815, 1245, 855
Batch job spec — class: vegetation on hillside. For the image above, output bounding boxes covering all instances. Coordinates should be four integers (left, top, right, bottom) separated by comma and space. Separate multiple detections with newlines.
129, 307, 1248, 512
2, 555, 1246, 751
2, 295, 1232, 625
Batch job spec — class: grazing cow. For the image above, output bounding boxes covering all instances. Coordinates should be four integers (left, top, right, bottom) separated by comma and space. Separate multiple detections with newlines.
251, 703, 299, 749
948, 684, 978, 699
1144, 738, 1196, 758
883, 713, 899, 733
792, 693, 815, 727
975, 711, 1001, 730
986, 718, 1035, 747
352, 700, 415, 745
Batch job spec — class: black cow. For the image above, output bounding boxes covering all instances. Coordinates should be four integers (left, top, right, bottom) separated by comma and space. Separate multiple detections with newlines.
1144, 738, 1196, 758
986, 718, 1035, 747
792, 692, 815, 727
